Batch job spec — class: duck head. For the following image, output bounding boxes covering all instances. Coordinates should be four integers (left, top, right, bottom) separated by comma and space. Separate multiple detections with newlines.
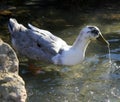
80, 26, 109, 46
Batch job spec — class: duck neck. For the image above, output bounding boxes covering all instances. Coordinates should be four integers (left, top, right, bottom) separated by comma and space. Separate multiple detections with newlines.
72, 34, 91, 55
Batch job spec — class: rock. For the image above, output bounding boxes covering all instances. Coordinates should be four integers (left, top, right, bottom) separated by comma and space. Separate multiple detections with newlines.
0, 38, 27, 102
0, 73, 27, 102
0, 39, 18, 73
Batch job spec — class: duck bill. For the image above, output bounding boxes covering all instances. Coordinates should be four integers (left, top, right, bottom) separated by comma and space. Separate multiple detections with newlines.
97, 33, 109, 46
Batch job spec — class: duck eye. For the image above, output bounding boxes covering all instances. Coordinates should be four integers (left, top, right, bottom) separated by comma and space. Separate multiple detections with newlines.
91, 30, 99, 34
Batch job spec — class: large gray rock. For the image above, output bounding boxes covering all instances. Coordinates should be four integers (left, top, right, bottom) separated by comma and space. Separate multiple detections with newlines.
0, 38, 27, 102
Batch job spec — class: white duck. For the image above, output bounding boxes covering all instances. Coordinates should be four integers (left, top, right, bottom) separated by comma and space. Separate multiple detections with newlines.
8, 18, 109, 66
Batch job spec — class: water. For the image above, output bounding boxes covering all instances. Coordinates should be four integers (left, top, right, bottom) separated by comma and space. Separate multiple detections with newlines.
108, 46, 112, 63
1, 1, 120, 102
108, 45, 112, 68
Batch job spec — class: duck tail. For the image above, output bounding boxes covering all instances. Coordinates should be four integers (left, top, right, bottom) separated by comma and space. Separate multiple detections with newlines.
8, 18, 26, 33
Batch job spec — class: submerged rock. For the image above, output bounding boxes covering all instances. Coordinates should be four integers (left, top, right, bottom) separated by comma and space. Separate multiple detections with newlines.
0, 38, 27, 102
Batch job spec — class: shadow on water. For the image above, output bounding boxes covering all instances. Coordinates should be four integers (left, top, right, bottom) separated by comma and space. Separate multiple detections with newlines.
1, 0, 120, 102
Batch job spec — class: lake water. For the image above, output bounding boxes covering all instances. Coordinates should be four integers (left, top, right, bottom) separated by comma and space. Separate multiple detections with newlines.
1, 1, 120, 102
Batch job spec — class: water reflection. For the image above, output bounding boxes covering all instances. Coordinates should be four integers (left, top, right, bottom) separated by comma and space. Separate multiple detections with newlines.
1, 1, 120, 102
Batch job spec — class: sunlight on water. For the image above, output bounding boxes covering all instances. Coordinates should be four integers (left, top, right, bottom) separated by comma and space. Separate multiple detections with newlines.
109, 63, 120, 78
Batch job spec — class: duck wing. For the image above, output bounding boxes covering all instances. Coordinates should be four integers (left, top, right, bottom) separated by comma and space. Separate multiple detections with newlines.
8, 18, 68, 62
27, 24, 67, 55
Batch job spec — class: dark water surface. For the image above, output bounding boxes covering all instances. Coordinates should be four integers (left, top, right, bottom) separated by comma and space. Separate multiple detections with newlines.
1, 1, 120, 102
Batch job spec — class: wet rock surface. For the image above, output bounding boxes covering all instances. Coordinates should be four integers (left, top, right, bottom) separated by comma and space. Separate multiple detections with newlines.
0, 38, 27, 102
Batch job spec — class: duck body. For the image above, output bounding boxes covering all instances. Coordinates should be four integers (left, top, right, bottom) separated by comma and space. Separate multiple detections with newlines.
8, 18, 108, 66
